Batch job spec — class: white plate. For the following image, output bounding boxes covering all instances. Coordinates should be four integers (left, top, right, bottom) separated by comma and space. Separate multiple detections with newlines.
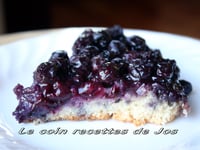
0, 27, 200, 150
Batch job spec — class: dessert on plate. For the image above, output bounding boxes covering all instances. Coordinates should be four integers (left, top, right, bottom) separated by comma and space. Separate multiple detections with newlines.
13, 25, 192, 125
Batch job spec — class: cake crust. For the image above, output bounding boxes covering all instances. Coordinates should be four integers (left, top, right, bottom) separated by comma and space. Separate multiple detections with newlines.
34, 92, 189, 126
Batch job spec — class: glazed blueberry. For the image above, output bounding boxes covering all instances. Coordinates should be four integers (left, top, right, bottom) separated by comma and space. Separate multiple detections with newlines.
96, 62, 118, 86
70, 54, 91, 83
151, 49, 162, 61
106, 25, 124, 39
128, 64, 151, 81
92, 31, 111, 49
91, 55, 106, 71
73, 29, 94, 54
33, 60, 69, 84
100, 50, 112, 61
79, 45, 100, 58
108, 40, 127, 58
49, 50, 69, 62
33, 62, 55, 84
111, 57, 129, 76
128, 35, 148, 51
156, 59, 178, 79
179, 80, 192, 95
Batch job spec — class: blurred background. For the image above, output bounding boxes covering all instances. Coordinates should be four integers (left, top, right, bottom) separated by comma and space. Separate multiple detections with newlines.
0, 0, 200, 38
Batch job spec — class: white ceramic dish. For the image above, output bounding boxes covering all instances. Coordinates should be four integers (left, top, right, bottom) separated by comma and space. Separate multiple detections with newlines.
0, 27, 200, 150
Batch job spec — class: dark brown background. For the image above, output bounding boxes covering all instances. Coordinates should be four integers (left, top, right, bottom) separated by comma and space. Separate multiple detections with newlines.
3, 0, 200, 38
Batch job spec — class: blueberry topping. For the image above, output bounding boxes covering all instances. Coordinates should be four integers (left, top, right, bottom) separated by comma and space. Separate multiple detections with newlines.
13, 25, 192, 123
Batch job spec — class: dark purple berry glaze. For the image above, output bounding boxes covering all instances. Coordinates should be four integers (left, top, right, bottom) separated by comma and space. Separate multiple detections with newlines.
13, 26, 192, 123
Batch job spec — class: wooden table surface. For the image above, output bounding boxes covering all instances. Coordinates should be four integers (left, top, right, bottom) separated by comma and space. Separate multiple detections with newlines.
2, 0, 200, 41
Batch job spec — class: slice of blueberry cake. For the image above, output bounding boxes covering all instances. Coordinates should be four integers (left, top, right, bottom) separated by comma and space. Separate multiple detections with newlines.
13, 26, 192, 125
